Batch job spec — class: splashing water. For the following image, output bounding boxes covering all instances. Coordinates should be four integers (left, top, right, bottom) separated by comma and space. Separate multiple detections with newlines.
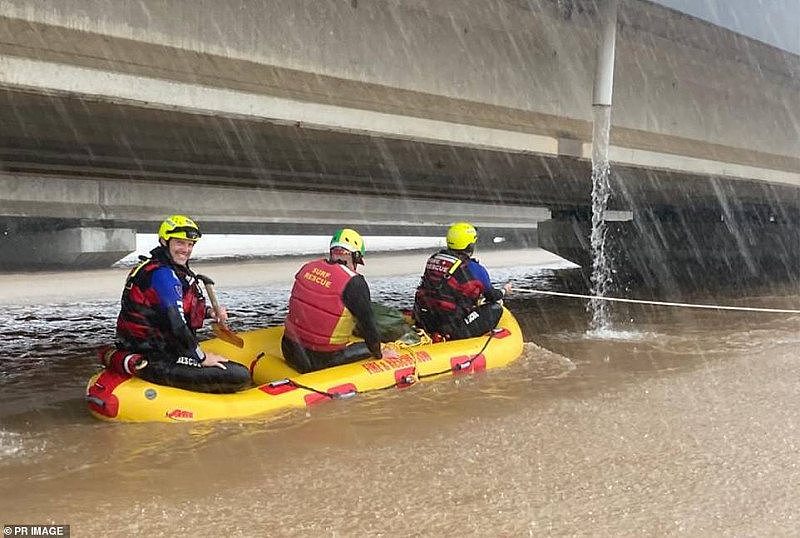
589, 105, 613, 332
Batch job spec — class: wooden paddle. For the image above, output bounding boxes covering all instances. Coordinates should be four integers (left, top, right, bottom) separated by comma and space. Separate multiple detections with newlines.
196, 274, 245, 348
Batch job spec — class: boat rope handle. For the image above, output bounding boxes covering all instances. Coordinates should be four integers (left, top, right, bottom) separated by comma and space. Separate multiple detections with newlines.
287, 379, 342, 399
284, 327, 500, 398
514, 288, 800, 314
417, 329, 497, 380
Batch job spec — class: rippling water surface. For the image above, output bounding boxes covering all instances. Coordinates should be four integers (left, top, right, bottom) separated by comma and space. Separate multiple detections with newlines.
2, 264, 799, 536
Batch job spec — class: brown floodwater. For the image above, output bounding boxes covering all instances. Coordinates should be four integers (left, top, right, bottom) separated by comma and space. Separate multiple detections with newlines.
1, 267, 799, 536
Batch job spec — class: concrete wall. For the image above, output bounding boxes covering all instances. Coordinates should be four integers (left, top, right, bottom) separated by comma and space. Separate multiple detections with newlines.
1, 0, 798, 176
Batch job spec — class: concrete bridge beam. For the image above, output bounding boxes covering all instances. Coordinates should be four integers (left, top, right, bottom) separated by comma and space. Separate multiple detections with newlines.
0, 0, 798, 282
0, 226, 135, 269
538, 213, 800, 293
0, 172, 549, 233
0, 171, 549, 268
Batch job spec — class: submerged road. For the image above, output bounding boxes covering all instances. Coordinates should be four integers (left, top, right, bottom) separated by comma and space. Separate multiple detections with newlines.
1, 255, 799, 534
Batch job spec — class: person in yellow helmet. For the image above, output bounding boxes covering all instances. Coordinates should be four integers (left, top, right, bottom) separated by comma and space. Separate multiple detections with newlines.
282, 228, 399, 373
413, 222, 512, 340
109, 214, 251, 393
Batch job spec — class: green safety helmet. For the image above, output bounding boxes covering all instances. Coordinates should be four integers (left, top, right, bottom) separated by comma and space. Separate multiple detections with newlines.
330, 228, 365, 265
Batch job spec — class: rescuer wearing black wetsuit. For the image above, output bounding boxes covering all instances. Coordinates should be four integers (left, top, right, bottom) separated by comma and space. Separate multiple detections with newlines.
112, 214, 251, 393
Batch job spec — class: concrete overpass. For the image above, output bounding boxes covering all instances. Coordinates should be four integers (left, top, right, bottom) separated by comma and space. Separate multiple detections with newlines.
0, 0, 798, 289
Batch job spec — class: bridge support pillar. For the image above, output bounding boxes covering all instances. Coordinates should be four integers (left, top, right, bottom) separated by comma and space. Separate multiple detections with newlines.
0, 227, 136, 269
538, 213, 800, 293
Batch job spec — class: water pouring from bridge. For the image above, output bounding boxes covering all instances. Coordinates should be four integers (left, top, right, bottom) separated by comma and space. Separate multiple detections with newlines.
587, 0, 619, 332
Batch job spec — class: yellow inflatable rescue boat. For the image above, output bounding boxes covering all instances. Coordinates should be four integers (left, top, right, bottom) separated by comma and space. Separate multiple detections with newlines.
86, 308, 523, 423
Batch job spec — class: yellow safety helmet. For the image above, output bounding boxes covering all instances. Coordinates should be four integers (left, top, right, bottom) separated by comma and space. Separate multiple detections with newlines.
158, 214, 202, 242
446, 222, 477, 251
330, 228, 365, 264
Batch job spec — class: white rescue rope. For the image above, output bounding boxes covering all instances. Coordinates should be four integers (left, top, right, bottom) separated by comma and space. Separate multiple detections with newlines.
516, 288, 800, 314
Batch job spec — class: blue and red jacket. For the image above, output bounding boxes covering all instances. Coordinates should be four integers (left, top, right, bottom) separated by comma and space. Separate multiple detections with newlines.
116, 246, 207, 354
414, 249, 504, 318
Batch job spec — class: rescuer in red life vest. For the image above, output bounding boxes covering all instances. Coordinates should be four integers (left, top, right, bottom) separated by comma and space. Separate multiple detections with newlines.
413, 222, 512, 340
282, 228, 399, 373
110, 214, 251, 393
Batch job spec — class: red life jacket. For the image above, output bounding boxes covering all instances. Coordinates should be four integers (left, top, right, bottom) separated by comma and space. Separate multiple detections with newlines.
116, 247, 206, 349
284, 258, 357, 352
414, 250, 485, 317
